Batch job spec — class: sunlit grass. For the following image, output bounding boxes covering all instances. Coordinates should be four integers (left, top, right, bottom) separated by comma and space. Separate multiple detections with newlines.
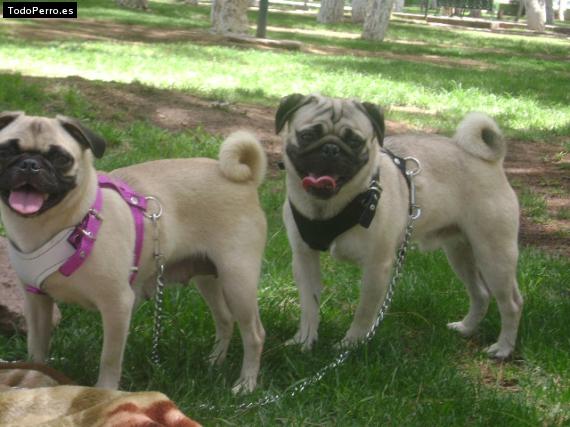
0, 35, 568, 139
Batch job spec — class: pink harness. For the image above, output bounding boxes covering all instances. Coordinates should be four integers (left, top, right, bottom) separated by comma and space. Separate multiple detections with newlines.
23, 175, 148, 295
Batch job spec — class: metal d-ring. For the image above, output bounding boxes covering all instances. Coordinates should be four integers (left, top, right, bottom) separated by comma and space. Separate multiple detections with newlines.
144, 196, 163, 220
404, 157, 422, 177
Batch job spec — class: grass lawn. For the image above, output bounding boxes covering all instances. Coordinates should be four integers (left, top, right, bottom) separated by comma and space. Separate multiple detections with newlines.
0, 1, 569, 425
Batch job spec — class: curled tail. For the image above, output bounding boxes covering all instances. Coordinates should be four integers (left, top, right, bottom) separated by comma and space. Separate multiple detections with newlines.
454, 112, 506, 162
219, 130, 267, 186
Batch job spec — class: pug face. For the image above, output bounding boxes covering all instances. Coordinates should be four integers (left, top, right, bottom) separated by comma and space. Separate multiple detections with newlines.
276, 94, 385, 199
0, 112, 106, 217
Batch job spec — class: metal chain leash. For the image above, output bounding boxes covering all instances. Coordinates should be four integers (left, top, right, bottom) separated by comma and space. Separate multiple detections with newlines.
226, 213, 417, 413
151, 157, 422, 413
145, 196, 165, 365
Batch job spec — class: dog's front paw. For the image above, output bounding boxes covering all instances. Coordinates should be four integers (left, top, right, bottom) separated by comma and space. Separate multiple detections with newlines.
207, 340, 230, 366
335, 333, 365, 351
485, 342, 513, 360
447, 321, 476, 337
231, 376, 257, 395
285, 330, 317, 351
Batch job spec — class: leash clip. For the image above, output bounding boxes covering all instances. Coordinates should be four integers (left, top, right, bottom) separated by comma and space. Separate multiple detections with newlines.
404, 157, 422, 220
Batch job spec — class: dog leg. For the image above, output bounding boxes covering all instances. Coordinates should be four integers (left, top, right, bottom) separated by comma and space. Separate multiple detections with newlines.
217, 262, 264, 394
473, 242, 523, 359
339, 258, 393, 348
195, 275, 235, 366
95, 289, 135, 389
443, 238, 490, 337
286, 246, 322, 351
24, 293, 55, 363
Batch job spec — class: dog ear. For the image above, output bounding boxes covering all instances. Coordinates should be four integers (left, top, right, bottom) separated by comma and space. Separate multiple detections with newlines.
275, 93, 311, 135
0, 111, 24, 132
359, 102, 385, 147
57, 115, 106, 159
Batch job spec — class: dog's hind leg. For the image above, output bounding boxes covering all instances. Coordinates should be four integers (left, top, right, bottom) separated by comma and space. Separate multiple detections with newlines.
216, 260, 265, 394
443, 237, 490, 337
95, 287, 135, 389
24, 293, 55, 363
195, 275, 235, 366
472, 240, 522, 359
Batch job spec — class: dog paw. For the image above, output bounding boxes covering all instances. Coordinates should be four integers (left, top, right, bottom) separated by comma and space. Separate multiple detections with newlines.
285, 331, 317, 352
334, 333, 365, 351
447, 321, 475, 337
207, 348, 228, 367
485, 342, 513, 360
231, 376, 257, 395
207, 352, 226, 367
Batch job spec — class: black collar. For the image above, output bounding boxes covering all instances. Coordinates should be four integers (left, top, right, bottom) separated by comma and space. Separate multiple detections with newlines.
289, 170, 381, 252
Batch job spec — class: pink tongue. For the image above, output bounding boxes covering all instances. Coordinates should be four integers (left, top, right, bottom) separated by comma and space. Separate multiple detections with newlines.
302, 175, 337, 192
9, 190, 45, 215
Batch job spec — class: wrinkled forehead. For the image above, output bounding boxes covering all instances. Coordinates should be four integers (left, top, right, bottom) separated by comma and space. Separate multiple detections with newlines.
0, 116, 79, 155
292, 97, 374, 136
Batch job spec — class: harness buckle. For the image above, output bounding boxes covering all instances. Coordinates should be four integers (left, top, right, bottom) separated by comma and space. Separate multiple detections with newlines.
79, 228, 95, 239
88, 208, 102, 220
369, 179, 382, 195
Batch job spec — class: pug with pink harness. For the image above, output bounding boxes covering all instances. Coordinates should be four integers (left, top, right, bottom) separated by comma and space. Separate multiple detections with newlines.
0, 112, 267, 393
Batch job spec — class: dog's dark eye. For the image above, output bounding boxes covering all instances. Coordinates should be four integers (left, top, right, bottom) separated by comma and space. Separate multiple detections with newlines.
0, 140, 19, 160
298, 130, 316, 144
343, 129, 365, 148
297, 125, 322, 145
51, 153, 73, 170
46, 146, 73, 171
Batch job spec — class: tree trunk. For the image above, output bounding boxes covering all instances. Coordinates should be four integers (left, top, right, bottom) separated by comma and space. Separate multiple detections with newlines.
515, 0, 525, 21
526, 0, 546, 30
317, 0, 345, 23
545, 0, 554, 23
362, 0, 395, 41
393, 0, 405, 12
211, 0, 250, 35
352, 0, 368, 22
559, 0, 567, 20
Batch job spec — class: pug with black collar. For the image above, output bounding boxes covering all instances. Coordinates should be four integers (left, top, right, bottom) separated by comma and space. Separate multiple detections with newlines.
277, 94, 522, 360
0, 112, 267, 393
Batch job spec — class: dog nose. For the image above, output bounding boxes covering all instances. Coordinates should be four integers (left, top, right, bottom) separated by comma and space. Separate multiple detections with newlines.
18, 158, 41, 174
321, 143, 340, 158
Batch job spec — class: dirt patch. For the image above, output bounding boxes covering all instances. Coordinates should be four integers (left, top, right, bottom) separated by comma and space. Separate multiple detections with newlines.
505, 139, 570, 257
5, 18, 513, 71
30, 75, 568, 257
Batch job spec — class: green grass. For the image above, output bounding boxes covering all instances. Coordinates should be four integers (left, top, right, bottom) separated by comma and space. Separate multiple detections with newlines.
519, 188, 549, 223
0, 0, 569, 140
0, 4, 569, 425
